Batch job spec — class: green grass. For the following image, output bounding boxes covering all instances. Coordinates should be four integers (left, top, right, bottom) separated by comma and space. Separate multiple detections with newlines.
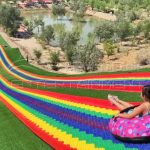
0, 102, 53, 150
0, 35, 10, 49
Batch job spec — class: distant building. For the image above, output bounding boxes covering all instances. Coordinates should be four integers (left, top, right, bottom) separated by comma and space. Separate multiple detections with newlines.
17, 1, 27, 8
42, 0, 53, 4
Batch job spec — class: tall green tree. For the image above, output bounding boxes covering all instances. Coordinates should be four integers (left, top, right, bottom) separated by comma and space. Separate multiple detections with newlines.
0, 4, 23, 36
40, 25, 55, 45
87, 32, 97, 45
62, 31, 80, 64
74, 43, 103, 72
33, 17, 44, 34
23, 19, 34, 35
115, 20, 132, 41
53, 24, 66, 49
70, 0, 86, 17
138, 20, 150, 40
95, 20, 115, 42
52, 3, 66, 17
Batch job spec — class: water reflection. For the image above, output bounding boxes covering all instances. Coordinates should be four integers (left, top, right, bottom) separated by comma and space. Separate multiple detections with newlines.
22, 11, 100, 45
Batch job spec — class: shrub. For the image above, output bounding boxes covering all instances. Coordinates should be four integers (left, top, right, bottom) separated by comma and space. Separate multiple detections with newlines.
74, 44, 103, 72
40, 25, 55, 45
34, 49, 42, 64
103, 40, 116, 58
128, 11, 140, 21
52, 4, 66, 16
50, 51, 60, 70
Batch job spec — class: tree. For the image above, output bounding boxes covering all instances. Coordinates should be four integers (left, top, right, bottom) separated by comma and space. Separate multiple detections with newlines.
59, 31, 80, 64
23, 19, 34, 35
90, 0, 95, 10
50, 51, 60, 70
74, 43, 103, 72
146, 5, 150, 17
34, 49, 42, 64
52, 0, 58, 4
87, 32, 97, 45
33, 17, 44, 34
138, 20, 150, 40
97, 0, 107, 12
130, 25, 139, 46
115, 20, 132, 41
58, 30, 67, 50
70, 0, 86, 17
52, 3, 66, 17
53, 23, 66, 49
128, 11, 139, 21
83, 0, 150, 13
94, 20, 115, 42
103, 40, 116, 58
0, 4, 23, 36
64, 32, 80, 64
40, 25, 55, 45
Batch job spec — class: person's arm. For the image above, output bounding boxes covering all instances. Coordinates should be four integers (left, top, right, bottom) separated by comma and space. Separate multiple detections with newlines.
116, 104, 145, 119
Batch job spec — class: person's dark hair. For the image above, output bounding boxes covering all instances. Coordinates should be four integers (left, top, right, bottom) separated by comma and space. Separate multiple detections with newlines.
142, 85, 150, 101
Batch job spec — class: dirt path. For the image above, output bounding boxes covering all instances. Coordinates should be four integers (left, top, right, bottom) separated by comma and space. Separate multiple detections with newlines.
85, 10, 116, 21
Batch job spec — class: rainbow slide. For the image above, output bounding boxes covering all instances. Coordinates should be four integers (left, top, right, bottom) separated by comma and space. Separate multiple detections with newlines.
1, 46, 150, 92
1, 45, 150, 150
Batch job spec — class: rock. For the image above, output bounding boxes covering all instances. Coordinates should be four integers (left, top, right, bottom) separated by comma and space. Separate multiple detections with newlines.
109, 55, 118, 60
139, 45, 146, 49
121, 41, 132, 46
134, 47, 140, 50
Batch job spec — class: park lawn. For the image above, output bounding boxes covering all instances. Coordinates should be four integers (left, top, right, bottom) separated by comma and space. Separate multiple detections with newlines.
0, 102, 53, 150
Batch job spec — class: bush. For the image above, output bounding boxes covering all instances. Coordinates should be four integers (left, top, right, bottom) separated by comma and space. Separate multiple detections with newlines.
50, 51, 60, 70
128, 11, 140, 21
52, 4, 66, 16
40, 25, 55, 45
34, 49, 42, 64
74, 44, 103, 72
0, 4, 23, 36
103, 40, 116, 57
94, 20, 115, 42
137, 20, 150, 39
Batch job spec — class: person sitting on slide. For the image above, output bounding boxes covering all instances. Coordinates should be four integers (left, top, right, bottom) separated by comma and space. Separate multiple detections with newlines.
108, 85, 150, 118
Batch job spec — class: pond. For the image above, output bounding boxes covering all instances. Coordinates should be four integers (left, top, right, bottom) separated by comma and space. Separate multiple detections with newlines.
22, 11, 101, 45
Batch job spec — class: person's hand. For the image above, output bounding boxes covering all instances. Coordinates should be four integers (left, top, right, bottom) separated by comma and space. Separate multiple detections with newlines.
113, 96, 119, 101
108, 94, 115, 105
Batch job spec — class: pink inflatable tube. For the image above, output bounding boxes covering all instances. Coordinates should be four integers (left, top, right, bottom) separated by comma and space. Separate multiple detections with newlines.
109, 106, 150, 143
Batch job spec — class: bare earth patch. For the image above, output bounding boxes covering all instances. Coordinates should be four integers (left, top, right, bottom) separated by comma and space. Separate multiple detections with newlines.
0, 28, 149, 75
85, 9, 116, 21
